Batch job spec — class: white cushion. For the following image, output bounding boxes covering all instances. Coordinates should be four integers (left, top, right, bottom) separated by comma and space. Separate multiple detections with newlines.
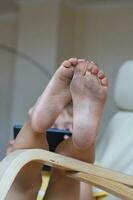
96, 61, 133, 200
97, 112, 133, 172
96, 111, 133, 200
114, 61, 133, 111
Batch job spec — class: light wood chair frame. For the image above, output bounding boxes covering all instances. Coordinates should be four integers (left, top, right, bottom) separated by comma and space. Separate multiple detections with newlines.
0, 149, 133, 199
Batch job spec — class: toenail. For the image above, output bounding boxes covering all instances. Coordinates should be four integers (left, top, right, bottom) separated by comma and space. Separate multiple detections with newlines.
90, 61, 95, 64
78, 59, 85, 63
69, 58, 78, 65
87, 60, 91, 64
69, 58, 76, 61
64, 61, 71, 67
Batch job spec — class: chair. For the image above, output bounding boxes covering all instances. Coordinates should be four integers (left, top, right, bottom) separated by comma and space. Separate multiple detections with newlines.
97, 60, 133, 199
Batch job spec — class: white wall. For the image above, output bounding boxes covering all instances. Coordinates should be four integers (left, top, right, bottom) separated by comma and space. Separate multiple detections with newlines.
57, 1, 76, 65
0, 15, 17, 158
11, 0, 61, 127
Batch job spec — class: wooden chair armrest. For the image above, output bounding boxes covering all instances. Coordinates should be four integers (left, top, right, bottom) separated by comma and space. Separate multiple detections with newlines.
0, 149, 133, 200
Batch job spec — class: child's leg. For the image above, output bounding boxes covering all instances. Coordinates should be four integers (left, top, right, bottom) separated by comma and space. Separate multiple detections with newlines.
45, 139, 95, 200
44, 61, 108, 200
6, 58, 78, 200
6, 60, 108, 200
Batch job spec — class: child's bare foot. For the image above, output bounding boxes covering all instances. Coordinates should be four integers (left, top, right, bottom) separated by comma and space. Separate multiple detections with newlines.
31, 58, 78, 133
70, 61, 108, 149
6, 58, 78, 200
45, 61, 108, 200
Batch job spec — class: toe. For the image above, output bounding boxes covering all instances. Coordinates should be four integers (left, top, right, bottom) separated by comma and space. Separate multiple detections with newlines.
87, 61, 99, 74
82, 61, 89, 75
91, 64, 99, 75
78, 59, 85, 63
62, 60, 72, 68
101, 77, 108, 86
75, 61, 87, 75
98, 70, 105, 79
87, 62, 99, 74
87, 61, 94, 72
69, 58, 78, 66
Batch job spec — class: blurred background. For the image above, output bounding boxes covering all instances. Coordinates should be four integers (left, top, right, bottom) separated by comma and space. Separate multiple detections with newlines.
0, 0, 133, 158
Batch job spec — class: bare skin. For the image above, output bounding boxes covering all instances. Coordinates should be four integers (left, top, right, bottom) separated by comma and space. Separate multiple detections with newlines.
6, 58, 80, 200
6, 59, 108, 200
31, 58, 78, 133
45, 61, 108, 200
71, 61, 108, 149
52, 108, 73, 132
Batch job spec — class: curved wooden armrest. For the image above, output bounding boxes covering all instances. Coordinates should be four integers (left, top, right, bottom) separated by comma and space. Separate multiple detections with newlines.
0, 149, 133, 200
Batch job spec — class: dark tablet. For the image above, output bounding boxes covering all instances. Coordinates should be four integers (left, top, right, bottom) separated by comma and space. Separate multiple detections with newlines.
13, 125, 72, 152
